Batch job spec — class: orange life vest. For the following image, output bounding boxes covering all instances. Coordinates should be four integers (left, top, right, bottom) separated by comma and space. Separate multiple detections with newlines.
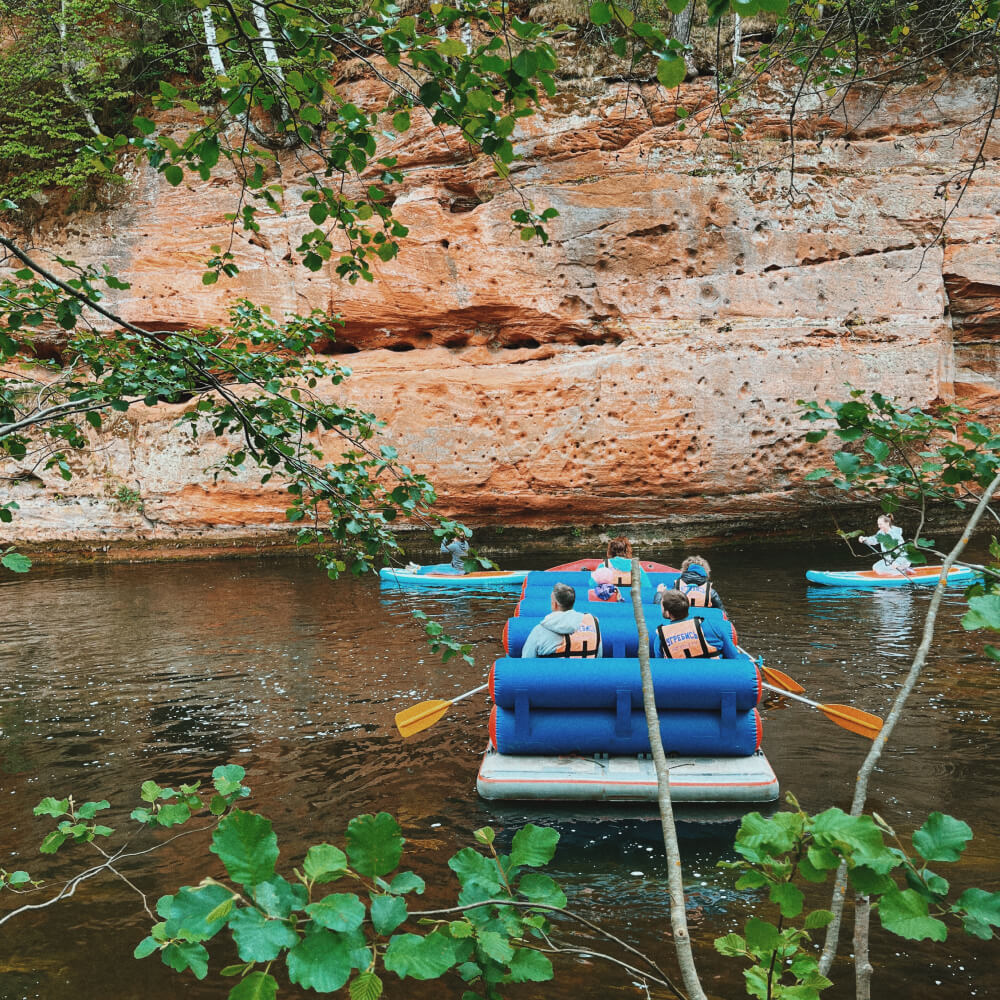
656, 618, 720, 659
541, 613, 601, 658
679, 580, 710, 607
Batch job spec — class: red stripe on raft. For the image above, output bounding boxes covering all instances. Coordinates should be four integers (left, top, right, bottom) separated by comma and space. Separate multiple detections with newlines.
502, 621, 509, 655
476, 771, 777, 789
754, 709, 762, 751
489, 705, 497, 748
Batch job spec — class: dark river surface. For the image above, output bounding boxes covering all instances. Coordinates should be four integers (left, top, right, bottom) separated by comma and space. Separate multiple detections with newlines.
2, 541, 999, 999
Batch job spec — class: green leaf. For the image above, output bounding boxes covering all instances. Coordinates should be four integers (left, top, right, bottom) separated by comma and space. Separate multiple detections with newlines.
349, 971, 384, 1000
306, 893, 366, 933
714, 932, 747, 957
1, 552, 32, 573
392, 111, 411, 132
913, 813, 972, 862
507, 947, 553, 983
833, 451, 861, 476
33, 797, 69, 818
448, 848, 503, 891
744, 917, 781, 953
304, 843, 349, 883
383, 931, 457, 980
476, 929, 514, 963
346, 813, 404, 878
589, 1, 612, 24
389, 871, 425, 895
229, 906, 299, 961
164, 884, 234, 942
164, 164, 184, 187
865, 437, 891, 462
956, 888, 1000, 939
804, 909, 835, 929
211, 810, 279, 887
134, 935, 160, 959
229, 971, 279, 1000
877, 889, 948, 941
162, 940, 210, 979
656, 56, 686, 89
516, 872, 567, 908
286, 929, 356, 992
253, 875, 307, 918
134, 115, 156, 135
962, 594, 1000, 631
509, 825, 559, 867
769, 882, 804, 918
371, 894, 408, 935
157, 802, 192, 827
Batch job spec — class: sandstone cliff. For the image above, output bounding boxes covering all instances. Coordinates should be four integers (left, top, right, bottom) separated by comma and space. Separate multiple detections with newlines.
3, 65, 999, 553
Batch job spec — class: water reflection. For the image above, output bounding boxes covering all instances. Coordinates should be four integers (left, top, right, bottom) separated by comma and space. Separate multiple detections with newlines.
1, 543, 998, 1000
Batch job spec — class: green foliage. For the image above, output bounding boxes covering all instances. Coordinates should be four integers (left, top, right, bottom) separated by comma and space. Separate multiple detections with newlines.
718, 798, 1000, 999
798, 390, 1000, 506
134, 795, 561, 999
0, 0, 197, 206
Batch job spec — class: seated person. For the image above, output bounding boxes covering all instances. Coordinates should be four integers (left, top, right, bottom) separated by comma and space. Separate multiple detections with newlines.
667, 556, 726, 611
439, 532, 470, 574
589, 565, 623, 602
591, 536, 649, 589
521, 583, 602, 658
656, 589, 739, 659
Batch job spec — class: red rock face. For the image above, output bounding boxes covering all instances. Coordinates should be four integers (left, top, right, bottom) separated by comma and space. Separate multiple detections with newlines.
4, 72, 999, 549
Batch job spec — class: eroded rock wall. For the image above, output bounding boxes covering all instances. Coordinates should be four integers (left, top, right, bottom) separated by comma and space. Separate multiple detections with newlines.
4, 70, 999, 549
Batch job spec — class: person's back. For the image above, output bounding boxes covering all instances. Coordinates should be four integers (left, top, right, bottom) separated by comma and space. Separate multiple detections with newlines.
676, 556, 725, 612
521, 583, 602, 658
440, 535, 470, 573
656, 589, 738, 659
592, 536, 648, 588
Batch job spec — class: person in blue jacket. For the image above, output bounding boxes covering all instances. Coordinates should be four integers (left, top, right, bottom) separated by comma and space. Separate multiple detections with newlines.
656, 590, 739, 659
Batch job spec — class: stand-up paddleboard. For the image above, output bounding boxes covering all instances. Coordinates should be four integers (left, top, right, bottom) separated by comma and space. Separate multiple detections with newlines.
379, 565, 529, 589
806, 565, 978, 588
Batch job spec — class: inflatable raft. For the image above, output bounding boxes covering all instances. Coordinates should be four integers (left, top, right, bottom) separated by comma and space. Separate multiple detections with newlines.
806, 565, 978, 588
379, 565, 529, 589
478, 565, 778, 805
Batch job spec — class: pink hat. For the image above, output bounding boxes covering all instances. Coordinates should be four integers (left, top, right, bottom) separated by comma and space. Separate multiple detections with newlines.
592, 566, 616, 584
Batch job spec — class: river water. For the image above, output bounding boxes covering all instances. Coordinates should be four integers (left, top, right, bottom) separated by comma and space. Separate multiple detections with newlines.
1, 542, 998, 999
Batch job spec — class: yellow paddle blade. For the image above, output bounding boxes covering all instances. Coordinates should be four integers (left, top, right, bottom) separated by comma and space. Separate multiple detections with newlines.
761, 666, 806, 695
395, 699, 453, 738
819, 703, 884, 741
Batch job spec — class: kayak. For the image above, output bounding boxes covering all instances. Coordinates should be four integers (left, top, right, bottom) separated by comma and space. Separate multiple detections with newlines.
379, 565, 529, 589
806, 565, 978, 588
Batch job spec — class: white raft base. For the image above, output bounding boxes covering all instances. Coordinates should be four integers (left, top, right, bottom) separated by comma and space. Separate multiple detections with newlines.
477, 748, 779, 803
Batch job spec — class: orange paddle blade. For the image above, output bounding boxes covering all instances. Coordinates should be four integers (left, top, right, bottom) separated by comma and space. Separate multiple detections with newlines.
395, 699, 452, 738
819, 704, 883, 740
761, 666, 806, 695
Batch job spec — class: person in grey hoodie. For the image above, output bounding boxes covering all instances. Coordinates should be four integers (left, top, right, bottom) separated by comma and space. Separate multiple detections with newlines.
521, 583, 603, 658
439, 533, 470, 574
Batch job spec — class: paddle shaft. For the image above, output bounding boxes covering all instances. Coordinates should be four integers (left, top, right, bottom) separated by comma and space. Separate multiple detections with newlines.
738, 646, 806, 695
450, 682, 489, 704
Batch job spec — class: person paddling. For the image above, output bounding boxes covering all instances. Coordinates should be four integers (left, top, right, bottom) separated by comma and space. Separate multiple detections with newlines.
860, 514, 911, 575
439, 532, 470, 575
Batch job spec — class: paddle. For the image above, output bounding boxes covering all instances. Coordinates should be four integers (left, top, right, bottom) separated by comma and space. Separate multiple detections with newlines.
395, 682, 488, 738
761, 683, 883, 740
737, 646, 806, 695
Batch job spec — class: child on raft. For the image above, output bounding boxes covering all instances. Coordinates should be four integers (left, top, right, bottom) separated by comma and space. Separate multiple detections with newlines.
860, 514, 911, 575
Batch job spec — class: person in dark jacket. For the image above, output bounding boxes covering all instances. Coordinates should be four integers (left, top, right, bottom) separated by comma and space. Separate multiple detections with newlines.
657, 556, 725, 612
